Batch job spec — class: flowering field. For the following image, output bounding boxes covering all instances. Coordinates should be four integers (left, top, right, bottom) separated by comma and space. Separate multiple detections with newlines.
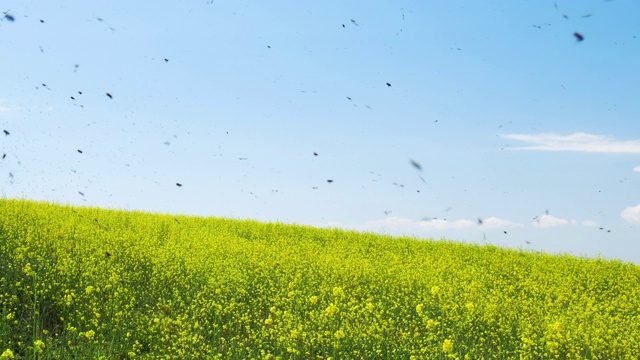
1, 199, 639, 359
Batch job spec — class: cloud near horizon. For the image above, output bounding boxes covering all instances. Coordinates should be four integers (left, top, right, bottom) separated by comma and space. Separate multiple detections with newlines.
479, 216, 523, 230
533, 214, 570, 228
325, 216, 522, 237
634, 166, 640, 173
367, 216, 477, 231
501, 133, 640, 154
621, 204, 640, 224
531, 215, 600, 228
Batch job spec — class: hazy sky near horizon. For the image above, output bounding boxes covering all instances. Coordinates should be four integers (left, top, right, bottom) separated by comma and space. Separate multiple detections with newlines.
1, 1, 639, 263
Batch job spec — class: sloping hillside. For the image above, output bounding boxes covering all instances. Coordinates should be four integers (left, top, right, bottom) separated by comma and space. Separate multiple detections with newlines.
1, 198, 639, 359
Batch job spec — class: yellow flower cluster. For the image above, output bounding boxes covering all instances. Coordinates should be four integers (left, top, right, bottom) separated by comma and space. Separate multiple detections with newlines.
0, 198, 639, 359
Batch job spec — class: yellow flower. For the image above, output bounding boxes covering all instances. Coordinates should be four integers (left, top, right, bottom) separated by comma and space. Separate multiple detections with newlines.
264, 317, 273, 325
549, 321, 563, 333
465, 302, 475, 312
431, 286, 440, 296
442, 339, 453, 353
426, 319, 439, 329
334, 329, 345, 340
33, 340, 45, 354
416, 303, 424, 314
325, 303, 338, 316
5, 313, 14, 321
85, 330, 96, 340
23, 263, 34, 277
333, 287, 344, 297
310, 296, 319, 304
366, 302, 375, 313
85, 286, 94, 295
1, 349, 15, 359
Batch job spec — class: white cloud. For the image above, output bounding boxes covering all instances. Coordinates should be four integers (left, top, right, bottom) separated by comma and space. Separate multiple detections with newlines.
582, 220, 599, 228
355, 216, 476, 231
501, 133, 640, 154
621, 204, 640, 224
418, 218, 476, 230
0, 105, 12, 112
325, 215, 523, 237
634, 165, 640, 173
533, 214, 570, 228
479, 216, 523, 230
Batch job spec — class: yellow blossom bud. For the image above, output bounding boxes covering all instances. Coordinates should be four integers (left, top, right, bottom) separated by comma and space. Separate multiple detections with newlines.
442, 339, 453, 353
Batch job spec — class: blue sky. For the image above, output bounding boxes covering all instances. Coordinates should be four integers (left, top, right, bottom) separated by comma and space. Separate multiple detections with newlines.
1, 1, 639, 263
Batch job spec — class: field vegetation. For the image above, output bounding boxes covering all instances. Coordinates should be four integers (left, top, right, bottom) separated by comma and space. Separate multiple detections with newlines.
1, 198, 639, 359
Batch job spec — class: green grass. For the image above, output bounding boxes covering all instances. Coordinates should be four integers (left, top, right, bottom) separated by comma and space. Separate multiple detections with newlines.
1, 198, 639, 359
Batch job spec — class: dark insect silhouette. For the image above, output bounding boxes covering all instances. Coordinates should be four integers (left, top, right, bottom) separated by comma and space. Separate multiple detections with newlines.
313, 152, 318, 156
176, 183, 182, 187
105, 252, 111, 258
3, 130, 9, 136
346, 96, 352, 100
78, 91, 82, 95
4, 14, 15, 22
478, 218, 483, 225
164, 58, 169, 62
410, 159, 422, 171
174, 218, 180, 224
525, 241, 531, 245
386, 82, 391, 87
71, 96, 75, 100
40, 19, 44, 23
574, 32, 584, 42
327, 179, 333, 183
2, 153, 5, 159
78, 191, 85, 196
267, 46, 271, 48
503, 231, 507, 234
342, 24, 345, 28
350, 19, 358, 26
106, 92, 113, 99
77, 150, 83, 154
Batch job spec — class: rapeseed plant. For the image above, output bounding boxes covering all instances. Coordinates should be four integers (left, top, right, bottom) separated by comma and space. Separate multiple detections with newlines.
0, 199, 639, 358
